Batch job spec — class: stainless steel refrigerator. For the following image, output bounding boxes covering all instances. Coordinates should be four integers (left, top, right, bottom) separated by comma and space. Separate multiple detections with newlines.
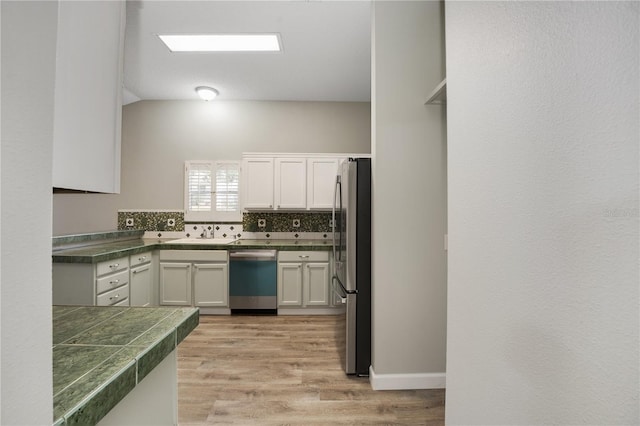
332, 158, 371, 376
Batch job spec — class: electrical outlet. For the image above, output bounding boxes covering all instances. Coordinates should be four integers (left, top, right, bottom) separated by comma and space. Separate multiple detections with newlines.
125, 218, 134, 227
167, 218, 176, 227
258, 218, 266, 228
292, 219, 300, 228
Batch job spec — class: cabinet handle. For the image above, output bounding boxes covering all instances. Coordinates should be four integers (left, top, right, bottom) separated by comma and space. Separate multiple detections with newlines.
110, 279, 119, 285
138, 256, 146, 262
299, 255, 310, 259
269, 205, 273, 208
132, 266, 149, 275
110, 294, 120, 300
109, 263, 119, 269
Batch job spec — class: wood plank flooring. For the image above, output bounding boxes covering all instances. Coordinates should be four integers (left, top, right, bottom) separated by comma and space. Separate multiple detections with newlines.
177, 315, 445, 425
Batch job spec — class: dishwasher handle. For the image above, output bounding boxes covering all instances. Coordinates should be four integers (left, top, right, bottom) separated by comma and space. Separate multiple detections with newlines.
229, 250, 277, 261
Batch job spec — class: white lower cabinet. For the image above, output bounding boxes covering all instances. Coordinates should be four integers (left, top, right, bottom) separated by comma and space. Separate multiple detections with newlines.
193, 263, 228, 307
159, 262, 192, 306
53, 255, 131, 306
159, 250, 229, 313
96, 282, 129, 306
277, 251, 333, 313
304, 262, 330, 306
130, 251, 153, 307
53, 251, 159, 307
278, 262, 304, 306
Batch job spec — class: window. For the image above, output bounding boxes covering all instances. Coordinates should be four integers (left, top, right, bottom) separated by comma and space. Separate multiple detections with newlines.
184, 161, 241, 222
215, 162, 240, 213
187, 162, 212, 213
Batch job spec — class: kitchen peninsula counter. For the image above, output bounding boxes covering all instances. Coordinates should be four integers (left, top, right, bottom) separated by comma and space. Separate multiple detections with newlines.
52, 305, 199, 425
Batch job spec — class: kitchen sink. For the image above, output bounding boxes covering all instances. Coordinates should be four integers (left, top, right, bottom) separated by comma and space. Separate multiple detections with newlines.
167, 238, 234, 245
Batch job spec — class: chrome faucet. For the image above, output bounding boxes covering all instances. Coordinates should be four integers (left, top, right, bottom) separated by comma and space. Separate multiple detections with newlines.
200, 226, 209, 239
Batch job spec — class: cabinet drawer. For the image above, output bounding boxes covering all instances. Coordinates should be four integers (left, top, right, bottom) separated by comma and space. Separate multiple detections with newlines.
130, 251, 152, 267
160, 250, 227, 262
112, 298, 130, 306
96, 269, 129, 295
96, 256, 129, 276
96, 271, 129, 294
278, 251, 329, 262
96, 284, 129, 306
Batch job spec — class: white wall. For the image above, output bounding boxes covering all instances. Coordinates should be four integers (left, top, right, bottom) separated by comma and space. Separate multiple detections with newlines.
370, 1, 447, 388
445, 2, 639, 424
53, 100, 370, 235
1, 1, 56, 424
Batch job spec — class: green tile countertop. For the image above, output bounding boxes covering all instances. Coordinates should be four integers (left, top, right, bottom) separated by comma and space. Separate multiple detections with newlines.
53, 237, 333, 264
52, 305, 199, 426
52, 239, 160, 264
52, 230, 145, 248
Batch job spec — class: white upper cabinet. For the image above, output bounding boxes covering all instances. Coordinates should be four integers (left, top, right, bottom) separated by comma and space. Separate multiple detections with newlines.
242, 153, 359, 211
307, 158, 341, 209
274, 158, 307, 209
52, 1, 125, 193
242, 157, 274, 209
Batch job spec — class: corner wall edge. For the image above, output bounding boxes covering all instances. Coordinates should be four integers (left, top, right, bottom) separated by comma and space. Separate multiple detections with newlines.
369, 366, 446, 390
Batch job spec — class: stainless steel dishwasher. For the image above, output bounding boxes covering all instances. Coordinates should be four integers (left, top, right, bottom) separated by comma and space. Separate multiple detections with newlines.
229, 250, 277, 314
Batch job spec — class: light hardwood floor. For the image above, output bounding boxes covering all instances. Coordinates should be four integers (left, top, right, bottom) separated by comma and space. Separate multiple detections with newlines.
177, 315, 445, 425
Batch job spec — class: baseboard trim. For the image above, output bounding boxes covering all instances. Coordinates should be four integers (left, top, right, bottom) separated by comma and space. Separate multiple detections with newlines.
277, 308, 341, 315
198, 307, 231, 315
369, 366, 446, 390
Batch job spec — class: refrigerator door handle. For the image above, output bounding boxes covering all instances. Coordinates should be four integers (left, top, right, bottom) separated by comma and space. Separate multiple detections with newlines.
333, 275, 357, 296
332, 175, 341, 263
331, 276, 347, 302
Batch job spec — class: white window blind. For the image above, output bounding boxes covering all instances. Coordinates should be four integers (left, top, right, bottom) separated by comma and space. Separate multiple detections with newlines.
184, 160, 241, 222
187, 163, 212, 212
215, 162, 239, 212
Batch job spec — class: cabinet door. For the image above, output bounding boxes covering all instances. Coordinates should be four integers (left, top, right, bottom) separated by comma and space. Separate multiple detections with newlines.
277, 262, 303, 306
275, 158, 307, 209
193, 263, 228, 307
304, 262, 330, 306
159, 262, 191, 305
52, 1, 125, 193
130, 263, 152, 307
307, 158, 340, 209
243, 158, 274, 209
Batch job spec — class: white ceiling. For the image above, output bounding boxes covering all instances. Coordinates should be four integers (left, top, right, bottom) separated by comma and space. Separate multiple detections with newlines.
124, 1, 372, 103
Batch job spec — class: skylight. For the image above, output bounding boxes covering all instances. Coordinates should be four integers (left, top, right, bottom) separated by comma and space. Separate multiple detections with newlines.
158, 34, 281, 52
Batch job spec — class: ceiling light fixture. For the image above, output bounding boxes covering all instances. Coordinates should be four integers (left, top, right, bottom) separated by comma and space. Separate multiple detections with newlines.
195, 86, 219, 101
158, 34, 281, 52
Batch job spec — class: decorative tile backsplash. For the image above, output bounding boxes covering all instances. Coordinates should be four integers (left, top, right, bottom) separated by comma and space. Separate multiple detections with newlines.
183, 223, 243, 239
118, 210, 332, 240
243, 212, 332, 233
118, 210, 185, 232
